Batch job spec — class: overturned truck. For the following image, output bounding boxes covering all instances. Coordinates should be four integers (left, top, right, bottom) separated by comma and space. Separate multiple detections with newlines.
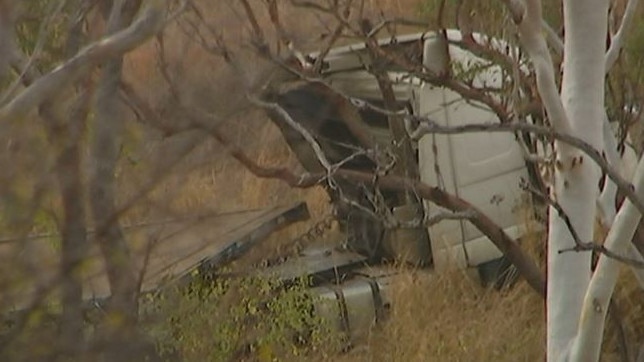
262, 31, 539, 283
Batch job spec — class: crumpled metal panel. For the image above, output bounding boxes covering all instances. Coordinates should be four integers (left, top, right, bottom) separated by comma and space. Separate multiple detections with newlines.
0, 202, 309, 311
260, 246, 367, 282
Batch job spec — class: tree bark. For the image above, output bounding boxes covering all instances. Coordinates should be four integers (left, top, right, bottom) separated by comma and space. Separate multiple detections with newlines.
16, 7, 94, 353
89, 1, 145, 360
570, 146, 644, 360
546, 1, 608, 359
40, 99, 89, 357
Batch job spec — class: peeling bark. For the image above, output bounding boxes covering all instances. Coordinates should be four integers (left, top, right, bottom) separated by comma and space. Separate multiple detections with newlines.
551, 1, 609, 359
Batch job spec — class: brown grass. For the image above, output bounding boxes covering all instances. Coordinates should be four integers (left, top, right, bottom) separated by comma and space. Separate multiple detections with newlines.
337, 272, 545, 362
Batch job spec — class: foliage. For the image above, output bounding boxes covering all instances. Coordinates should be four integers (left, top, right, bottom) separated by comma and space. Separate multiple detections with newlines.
0, 302, 65, 361
14, 0, 77, 72
146, 273, 342, 361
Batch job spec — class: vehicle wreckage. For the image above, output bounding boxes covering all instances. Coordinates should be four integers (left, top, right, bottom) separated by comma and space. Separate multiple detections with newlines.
0, 31, 541, 346
254, 30, 540, 340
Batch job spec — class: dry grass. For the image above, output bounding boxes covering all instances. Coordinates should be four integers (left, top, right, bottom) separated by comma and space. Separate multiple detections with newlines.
327, 219, 547, 362
335, 272, 545, 362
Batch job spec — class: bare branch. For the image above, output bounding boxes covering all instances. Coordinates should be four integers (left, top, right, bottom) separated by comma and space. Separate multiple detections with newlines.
0, 4, 166, 123
0, 0, 69, 105
365, 18, 429, 38
526, 178, 644, 268
502, 0, 573, 139
605, 0, 641, 72
289, 0, 333, 13
249, 96, 334, 172
239, 0, 266, 49
541, 19, 563, 57
317, 169, 547, 295
392, 210, 478, 228
312, 2, 350, 73
407, 116, 644, 220
191, 113, 546, 295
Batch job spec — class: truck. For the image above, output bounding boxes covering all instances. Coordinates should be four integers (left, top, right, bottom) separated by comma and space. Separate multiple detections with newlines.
262, 30, 538, 283
250, 30, 545, 344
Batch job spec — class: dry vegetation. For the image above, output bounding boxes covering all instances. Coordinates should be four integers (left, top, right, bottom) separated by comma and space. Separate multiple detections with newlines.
339, 271, 545, 362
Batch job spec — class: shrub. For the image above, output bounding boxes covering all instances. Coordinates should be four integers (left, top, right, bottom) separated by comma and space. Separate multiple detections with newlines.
146, 272, 342, 361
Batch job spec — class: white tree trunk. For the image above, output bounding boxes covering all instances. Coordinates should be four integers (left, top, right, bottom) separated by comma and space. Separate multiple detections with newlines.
571, 153, 644, 360
598, 116, 621, 226
547, 0, 609, 359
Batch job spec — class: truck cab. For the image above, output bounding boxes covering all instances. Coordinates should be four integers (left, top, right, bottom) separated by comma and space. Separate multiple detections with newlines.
264, 30, 535, 281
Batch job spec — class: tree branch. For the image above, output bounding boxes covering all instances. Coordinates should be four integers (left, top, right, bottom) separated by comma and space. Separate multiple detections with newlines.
502, 0, 573, 141
0, 0, 68, 105
191, 112, 546, 295
541, 19, 563, 57
605, 0, 641, 72
407, 116, 644, 222
249, 96, 335, 173
0, 3, 166, 123
572, 130, 644, 360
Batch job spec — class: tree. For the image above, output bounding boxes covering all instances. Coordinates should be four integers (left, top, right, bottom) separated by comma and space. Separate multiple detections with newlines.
0, 0, 176, 359
504, 0, 642, 359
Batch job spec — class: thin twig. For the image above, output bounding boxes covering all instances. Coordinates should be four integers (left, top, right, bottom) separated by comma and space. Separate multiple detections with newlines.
0, 0, 69, 105
0, 4, 166, 122
522, 179, 644, 268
